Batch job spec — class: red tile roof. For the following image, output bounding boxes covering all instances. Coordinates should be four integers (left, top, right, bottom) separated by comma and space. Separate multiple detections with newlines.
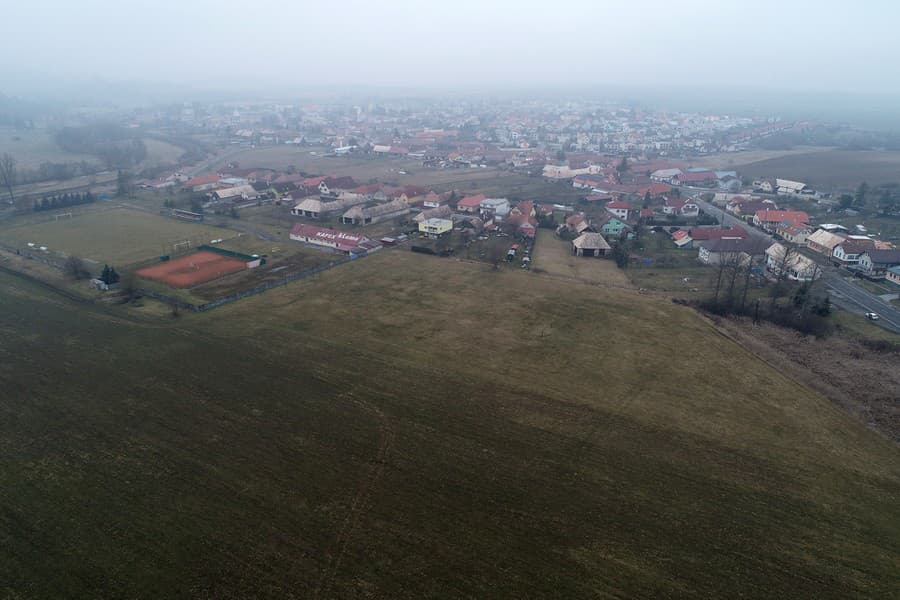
457, 194, 485, 208
754, 209, 809, 224
183, 174, 220, 187
606, 201, 633, 210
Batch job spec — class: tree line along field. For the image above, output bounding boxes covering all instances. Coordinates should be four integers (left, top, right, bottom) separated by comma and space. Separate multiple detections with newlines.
1, 250, 898, 598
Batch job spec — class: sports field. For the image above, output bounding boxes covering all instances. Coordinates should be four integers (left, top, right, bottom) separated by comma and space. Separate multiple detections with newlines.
0, 207, 235, 266
1, 251, 898, 598
136, 251, 247, 287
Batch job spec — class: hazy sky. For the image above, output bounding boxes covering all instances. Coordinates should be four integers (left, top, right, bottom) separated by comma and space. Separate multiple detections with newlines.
2, 0, 899, 93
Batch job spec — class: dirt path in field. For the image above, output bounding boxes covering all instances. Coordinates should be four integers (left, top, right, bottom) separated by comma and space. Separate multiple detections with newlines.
314, 392, 394, 599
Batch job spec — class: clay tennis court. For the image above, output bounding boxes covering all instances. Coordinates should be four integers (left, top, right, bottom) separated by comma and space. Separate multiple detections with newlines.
136, 251, 247, 288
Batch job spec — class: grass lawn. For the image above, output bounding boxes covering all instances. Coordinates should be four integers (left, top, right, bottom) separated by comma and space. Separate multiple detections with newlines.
532, 229, 630, 286
0, 206, 240, 267
1, 251, 898, 598
831, 308, 900, 341
0, 128, 96, 169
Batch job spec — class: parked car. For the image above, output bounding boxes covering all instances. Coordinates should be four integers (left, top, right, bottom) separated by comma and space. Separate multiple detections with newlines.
865, 312, 880, 320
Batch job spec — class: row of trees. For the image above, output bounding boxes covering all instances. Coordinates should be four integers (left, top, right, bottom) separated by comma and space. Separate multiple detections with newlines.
55, 123, 148, 169
704, 246, 832, 336
838, 182, 899, 215
33, 191, 96, 212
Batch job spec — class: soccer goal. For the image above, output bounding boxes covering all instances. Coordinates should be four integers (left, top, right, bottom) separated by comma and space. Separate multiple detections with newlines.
172, 240, 192, 254
54, 212, 73, 221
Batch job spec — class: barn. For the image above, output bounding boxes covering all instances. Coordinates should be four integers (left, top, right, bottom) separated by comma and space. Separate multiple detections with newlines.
572, 232, 611, 257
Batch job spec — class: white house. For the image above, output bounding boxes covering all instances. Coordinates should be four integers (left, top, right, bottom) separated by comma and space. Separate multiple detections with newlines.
605, 201, 632, 220
765, 243, 821, 281
480, 197, 510, 218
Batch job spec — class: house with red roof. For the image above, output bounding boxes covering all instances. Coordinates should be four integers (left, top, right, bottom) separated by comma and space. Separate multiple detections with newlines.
662, 197, 700, 217
182, 173, 221, 192
456, 194, 485, 213
672, 171, 716, 187
671, 230, 693, 248
753, 209, 809, 232
605, 200, 633, 220
642, 183, 673, 197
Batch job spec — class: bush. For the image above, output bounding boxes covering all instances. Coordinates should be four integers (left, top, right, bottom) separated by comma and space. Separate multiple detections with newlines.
64, 256, 91, 280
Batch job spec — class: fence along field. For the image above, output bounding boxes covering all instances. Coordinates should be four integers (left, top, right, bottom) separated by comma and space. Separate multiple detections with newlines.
0, 206, 238, 266
136, 251, 248, 288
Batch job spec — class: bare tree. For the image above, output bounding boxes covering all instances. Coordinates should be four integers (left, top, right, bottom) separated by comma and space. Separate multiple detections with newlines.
64, 256, 91, 280
769, 243, 799, 311
739, 257, 755, 312
0, 153, 16, 205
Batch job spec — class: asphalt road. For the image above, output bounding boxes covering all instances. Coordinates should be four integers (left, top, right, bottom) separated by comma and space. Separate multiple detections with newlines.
687, 190, 900, 335
691, 197, 772, 242
823, 272, 900, 333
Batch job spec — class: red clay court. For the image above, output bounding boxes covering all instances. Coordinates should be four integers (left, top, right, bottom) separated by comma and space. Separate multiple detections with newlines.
136, 251, 247, 288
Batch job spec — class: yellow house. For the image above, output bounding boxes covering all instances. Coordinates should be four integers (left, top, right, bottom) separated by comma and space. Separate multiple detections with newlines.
419, 218, 453, 237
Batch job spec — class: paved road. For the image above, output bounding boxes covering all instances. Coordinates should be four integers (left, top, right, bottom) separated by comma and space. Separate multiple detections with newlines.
691, 197, 773, 242
686, 189, 900, 335
823, 271, 900, 333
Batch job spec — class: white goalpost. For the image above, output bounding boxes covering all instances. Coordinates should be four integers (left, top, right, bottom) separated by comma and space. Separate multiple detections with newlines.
172, 240, 192, 254
54, 212, 73, 221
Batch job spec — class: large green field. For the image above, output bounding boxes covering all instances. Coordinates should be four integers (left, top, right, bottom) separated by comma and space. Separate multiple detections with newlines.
0, 206, 238, 266
1, 251, 898, 598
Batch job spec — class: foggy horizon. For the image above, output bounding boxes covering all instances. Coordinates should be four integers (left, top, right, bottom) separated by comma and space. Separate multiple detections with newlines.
3, 0, 900, 96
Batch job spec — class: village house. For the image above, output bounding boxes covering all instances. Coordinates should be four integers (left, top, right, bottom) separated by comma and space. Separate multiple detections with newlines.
775, 222, 812, 245
662, 197, 700, 217
775, 178, 808, 196
856, 249, 900, 278
728, 198, 778, 218
753, 209, 808, 232
480, 197, 511, 219
318, 176, 358, 197
422, 191, 445, 208
211, 184, 259, 202
341, 199, 409, 226
605, 200, 633, 220
886, 265, 900, 287
418, 218, 453, 237
697, 238, 769, 265
765, 243, 821, 281
678, 226, 749, 249
594, 213, 630, 238
182, 174, 221, 193
413, 205, 453, 223
832, 238, 875, 266
565, 214, 589, 234
754, 178, 777, 193
672, 230, 693, 248
456, 194, 485, 213
672, 171, 716, 187
806, 228, 846, 256
650, 168, 683, 183
572, 232, 612, 257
